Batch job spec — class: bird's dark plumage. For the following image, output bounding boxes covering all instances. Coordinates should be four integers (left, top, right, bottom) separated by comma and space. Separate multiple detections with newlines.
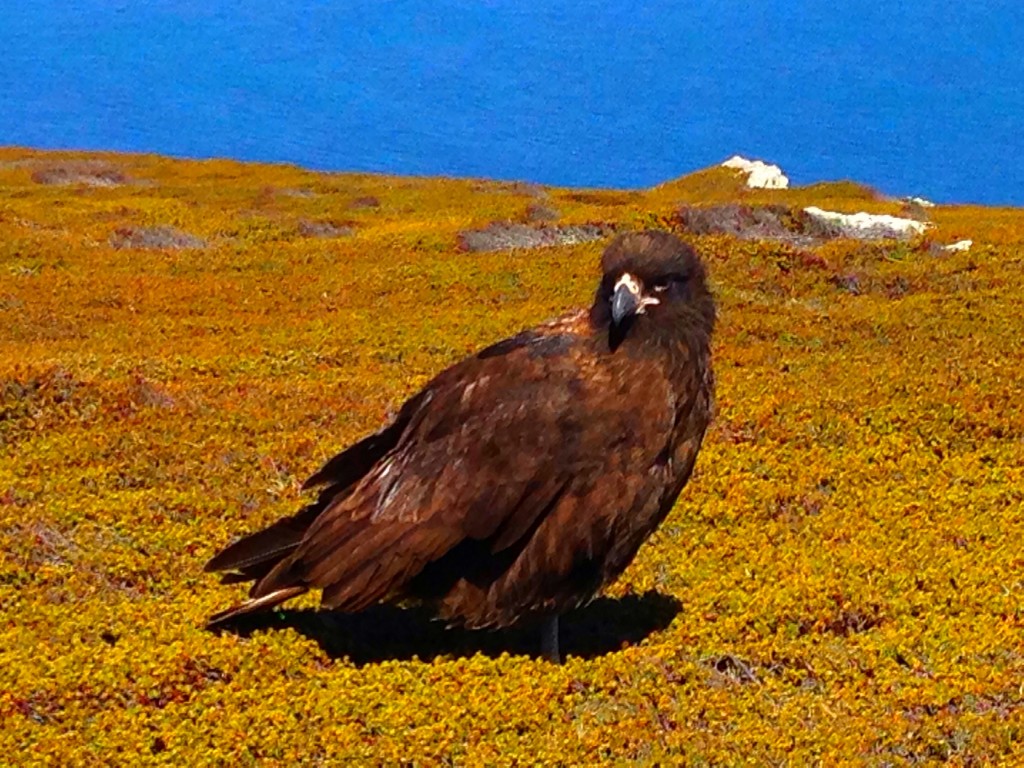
205, 231, 716, 660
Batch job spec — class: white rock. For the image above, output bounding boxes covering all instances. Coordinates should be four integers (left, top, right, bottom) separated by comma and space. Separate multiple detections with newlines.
803, 206, 931, 240
721, 155, 789, 189
943, 239, 973, 252
905, 196, 936, 208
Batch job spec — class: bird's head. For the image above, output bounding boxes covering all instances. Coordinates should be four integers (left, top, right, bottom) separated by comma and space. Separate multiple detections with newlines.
590, 231, 715, 351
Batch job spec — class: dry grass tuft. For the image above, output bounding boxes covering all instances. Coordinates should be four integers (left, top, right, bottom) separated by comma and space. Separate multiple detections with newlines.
31, 160, 131, 187
109, 225, 206, 250
348, 195, 381, 210
297, 219, 354, 239
458, 222, 615, 252
524, 203, 561, 223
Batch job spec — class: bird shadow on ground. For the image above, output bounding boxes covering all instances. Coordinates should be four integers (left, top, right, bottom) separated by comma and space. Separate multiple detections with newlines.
211, 591, 681, 665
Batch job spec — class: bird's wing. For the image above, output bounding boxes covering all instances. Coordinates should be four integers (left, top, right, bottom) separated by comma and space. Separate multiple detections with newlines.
203, 398, 421, 576
249, 323, 678, 613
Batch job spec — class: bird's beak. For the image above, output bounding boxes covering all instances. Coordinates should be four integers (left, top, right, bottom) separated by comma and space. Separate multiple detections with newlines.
611, 273, 656, 326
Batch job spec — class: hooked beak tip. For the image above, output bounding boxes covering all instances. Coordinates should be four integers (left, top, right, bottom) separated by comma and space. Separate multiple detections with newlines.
611, 275, 642, 325
611, 291, 637, 325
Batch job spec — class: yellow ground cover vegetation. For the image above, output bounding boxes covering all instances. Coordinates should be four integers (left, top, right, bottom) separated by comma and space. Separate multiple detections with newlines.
1, 148, 1022, 765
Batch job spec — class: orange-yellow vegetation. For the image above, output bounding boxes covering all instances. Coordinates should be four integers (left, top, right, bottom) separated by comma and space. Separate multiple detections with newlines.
2, 148, 1022, 765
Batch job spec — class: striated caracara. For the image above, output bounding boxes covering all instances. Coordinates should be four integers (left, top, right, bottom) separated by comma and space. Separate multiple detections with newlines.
204, 230, 716, 663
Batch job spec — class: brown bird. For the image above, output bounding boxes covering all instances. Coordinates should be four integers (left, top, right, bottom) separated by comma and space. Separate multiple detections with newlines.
204, 230, 715, 662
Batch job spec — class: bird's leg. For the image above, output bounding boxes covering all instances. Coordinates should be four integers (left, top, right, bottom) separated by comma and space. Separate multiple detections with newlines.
540, 614, 561, 663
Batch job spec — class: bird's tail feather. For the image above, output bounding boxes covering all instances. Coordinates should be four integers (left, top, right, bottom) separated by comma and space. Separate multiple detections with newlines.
204, 505, 323, 627
205, 585, 308, 627
204, 503, 322, 575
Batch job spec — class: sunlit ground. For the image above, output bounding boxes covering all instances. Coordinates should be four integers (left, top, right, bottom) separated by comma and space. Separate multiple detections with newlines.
2, 149, 1021, 764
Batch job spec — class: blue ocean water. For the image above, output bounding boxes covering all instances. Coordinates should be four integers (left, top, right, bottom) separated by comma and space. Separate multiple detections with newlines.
2, 1, 1022, 205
